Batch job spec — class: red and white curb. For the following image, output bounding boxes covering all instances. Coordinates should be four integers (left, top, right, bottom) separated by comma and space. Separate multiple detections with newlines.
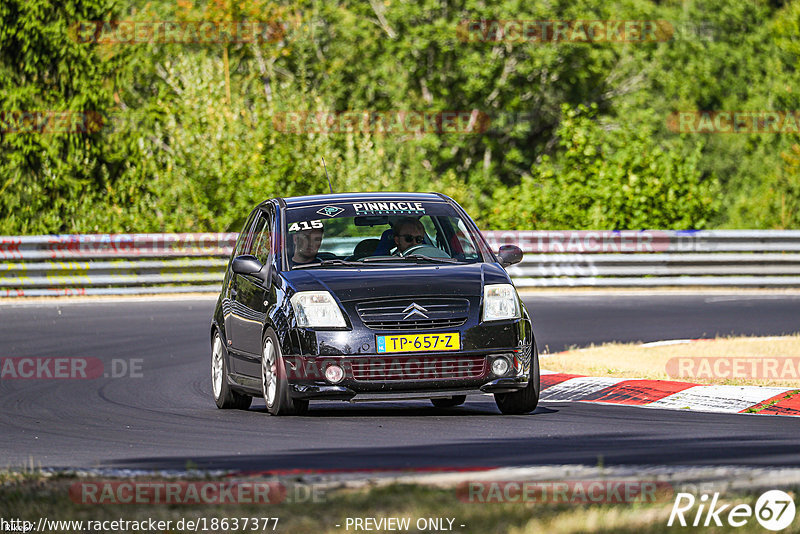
540, 371, 800, 416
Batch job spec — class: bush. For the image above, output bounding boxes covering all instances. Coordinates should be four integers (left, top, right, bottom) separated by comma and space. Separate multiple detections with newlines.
489, 105, 718, 230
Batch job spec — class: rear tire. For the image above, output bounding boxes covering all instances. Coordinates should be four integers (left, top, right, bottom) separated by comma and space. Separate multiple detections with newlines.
211, 332, 252, 410
431, 396, 467, 408
494, 342, 540, 415
262, 328, 309, 416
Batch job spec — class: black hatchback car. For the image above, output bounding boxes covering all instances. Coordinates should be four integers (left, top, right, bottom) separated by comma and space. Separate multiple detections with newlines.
210, 192, 539, 415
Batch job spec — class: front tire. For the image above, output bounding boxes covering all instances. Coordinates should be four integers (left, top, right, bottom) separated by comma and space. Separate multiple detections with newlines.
211, 332, 252, 410
262, 329, 309, 416
431, 396, 467, 408
494, 342, 540, 415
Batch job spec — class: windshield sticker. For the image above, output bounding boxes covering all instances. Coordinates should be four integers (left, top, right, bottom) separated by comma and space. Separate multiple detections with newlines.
316, 206, 344, 217
288, 220, 323, 232
352, 202, 425, 215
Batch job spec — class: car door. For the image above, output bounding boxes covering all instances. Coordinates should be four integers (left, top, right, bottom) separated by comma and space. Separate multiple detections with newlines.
223, 209, 257, 356
228, 207, 274, 378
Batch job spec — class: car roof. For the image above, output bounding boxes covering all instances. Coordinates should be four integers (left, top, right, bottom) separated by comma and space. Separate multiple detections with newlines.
263, 192, 449, 209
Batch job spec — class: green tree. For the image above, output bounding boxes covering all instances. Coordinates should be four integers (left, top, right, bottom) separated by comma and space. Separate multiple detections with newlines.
490, 105, 718, 229
0, 0, 131, 233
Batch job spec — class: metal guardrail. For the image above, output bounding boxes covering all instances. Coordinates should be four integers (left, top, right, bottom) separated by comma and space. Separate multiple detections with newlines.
0, 230, 798, 296
0, 234, 236, 297
483, 230, 800, 287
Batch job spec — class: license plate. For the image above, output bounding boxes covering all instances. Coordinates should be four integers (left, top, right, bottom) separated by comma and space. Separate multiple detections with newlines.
376, 333, 460, 353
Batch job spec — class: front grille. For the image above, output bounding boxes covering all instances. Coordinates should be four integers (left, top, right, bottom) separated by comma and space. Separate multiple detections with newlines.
366, 318, 465, 330
349, 355, 486, 381
357, 298, 470, 330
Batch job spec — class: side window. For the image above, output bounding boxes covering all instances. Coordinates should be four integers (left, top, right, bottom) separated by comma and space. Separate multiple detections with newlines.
421, 215, 449, 255
419, 216, 437, 242
454, 218, 478, 258
248, 212, 272, 264
232, 210, 258, 258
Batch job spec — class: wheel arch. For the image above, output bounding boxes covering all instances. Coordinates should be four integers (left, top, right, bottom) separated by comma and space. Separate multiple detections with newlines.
260, 320, 294, 358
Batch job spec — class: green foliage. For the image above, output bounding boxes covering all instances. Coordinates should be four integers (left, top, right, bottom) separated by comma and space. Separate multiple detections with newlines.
0, 0, 130, 233
726, 143, 800, 229
490, 104, 718, 229
0, 0, 798, 233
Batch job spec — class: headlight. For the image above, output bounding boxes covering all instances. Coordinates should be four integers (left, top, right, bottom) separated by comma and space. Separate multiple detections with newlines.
482, 284, 521, 322
290, 291, 346, 328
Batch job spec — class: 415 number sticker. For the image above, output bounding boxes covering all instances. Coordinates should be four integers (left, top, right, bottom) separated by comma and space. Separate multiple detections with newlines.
288, 220, 323, 232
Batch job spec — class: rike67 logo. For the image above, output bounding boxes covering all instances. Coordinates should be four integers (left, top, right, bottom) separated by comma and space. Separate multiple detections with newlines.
668, 490, 796, 530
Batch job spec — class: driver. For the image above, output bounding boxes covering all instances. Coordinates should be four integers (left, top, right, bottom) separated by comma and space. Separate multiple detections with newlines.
392, 217, 425, 255
292, 227, 324, 265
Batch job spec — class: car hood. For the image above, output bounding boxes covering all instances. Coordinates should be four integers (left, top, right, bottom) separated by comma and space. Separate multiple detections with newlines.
283, 262, 511, 302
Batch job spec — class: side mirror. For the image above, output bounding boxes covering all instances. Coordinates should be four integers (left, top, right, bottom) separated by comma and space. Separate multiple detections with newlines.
231, 255, 264, 277
497, 245, 523, 267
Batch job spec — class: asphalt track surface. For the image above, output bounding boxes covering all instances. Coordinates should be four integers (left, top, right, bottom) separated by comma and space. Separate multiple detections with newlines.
1, 293, 799, 471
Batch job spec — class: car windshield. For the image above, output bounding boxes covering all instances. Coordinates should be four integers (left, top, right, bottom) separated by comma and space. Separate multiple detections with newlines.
284, 200, 490, 269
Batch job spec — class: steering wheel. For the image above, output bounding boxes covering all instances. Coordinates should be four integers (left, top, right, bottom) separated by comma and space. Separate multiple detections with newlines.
400, 244, 450, 258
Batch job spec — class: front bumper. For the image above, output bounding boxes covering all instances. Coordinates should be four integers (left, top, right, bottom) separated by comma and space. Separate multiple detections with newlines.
284, 351, 531, 401
290, 376, 530, 402
283, 317, 534, 401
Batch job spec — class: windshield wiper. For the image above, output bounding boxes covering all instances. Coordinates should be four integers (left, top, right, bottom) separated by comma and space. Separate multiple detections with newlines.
359, 256, 408, 263
360, 255, 459, 264
403, 254, 460, 263
292, 259, 363, 269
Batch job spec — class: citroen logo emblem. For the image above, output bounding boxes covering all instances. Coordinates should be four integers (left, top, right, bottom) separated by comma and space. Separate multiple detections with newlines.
402, 303, 428, 320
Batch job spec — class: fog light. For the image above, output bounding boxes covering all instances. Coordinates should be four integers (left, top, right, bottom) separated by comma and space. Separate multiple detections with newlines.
491, 357, 510, 376
325, 364, 344, 384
